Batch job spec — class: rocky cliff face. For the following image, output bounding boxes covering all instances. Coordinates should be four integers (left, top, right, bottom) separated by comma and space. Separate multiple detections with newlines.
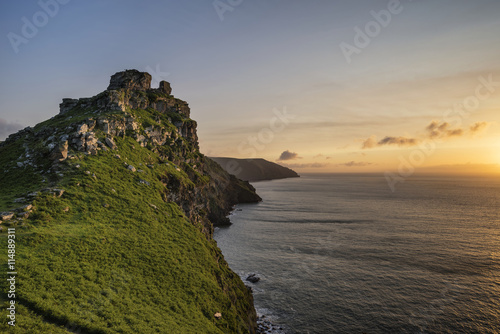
0, 70, 260, 333
1, 69, 260, 236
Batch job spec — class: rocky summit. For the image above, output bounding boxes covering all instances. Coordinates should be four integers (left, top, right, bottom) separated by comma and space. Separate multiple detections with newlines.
0, 70, 261, 333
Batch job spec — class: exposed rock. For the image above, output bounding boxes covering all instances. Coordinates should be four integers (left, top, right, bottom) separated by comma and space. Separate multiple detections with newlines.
105, 137, 117, 150
246, 274, 260, 283
51, 189, 65, 197
127, 165, 137, 172
59, 98, 79, 115
159, 81, 172, 95
76, 124, 89, 135
214, 313, 222, 320
19, 204, 33, 212
17, 212, 30, 219
0, 212, 14, 221
107, 69, 152, 91
50, 141, 69, 161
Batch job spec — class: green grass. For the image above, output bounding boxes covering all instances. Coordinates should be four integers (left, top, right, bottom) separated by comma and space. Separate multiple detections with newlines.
0, 102, 255, 333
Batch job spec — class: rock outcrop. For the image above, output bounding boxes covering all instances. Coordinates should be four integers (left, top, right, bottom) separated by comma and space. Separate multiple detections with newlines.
0, 70, 260, 333
107, 69, 152, 91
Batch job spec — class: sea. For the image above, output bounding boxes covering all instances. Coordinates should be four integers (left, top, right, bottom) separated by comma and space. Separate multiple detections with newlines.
214, 173, 500, 334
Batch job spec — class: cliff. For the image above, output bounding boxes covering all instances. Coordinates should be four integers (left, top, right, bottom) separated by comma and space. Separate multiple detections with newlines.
0, 70, 260, 333
211, 157, 300, 182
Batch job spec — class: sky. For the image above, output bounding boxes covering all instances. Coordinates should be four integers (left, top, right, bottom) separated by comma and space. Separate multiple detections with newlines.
1, 0, 500, 174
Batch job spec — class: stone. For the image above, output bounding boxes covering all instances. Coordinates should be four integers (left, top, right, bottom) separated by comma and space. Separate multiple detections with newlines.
76, 124, 89, 135
52, 189, 65, 197
17, 212, 30, 219
107, 70, 152, 91
158, 81, 172, 95
214, 313, 222, 320
127, 165, 136, 172
246, 274, 260, 283
20, 204, 33, 212
0, 212, 14, 221
50, 141, 69, 162
139, 179, 150, 186
105, 137, 117, 150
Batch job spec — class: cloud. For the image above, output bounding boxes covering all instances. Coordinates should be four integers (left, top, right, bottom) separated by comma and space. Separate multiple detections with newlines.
279, 162, 327, 168
426, 120, 464, 138
425, 120, 491, 139
378, 136, 419, 146
0, 119, 23, 141
362, 120, 492, 149
278, 150, 299, 161
362, 135, 377, 149
362, 135, 419, 149
336, 161, 373, 167
469, 121, 490, 134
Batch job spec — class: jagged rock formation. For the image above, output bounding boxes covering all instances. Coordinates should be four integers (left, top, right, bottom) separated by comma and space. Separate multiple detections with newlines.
211, 157, 300, 182
0, 70, 260, 333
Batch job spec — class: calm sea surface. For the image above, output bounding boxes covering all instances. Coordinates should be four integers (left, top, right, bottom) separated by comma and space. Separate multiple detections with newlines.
214, 174, 500, 334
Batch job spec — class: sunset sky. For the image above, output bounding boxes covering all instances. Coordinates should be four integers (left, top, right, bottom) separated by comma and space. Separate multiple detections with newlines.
1, 0, 499, 174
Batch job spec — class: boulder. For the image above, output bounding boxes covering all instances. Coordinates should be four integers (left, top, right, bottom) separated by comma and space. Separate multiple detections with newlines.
107, 70, 152, 91
158, 81, 172, 95
105, 137, 117, 150
0, 212, 14, 221
50, 141, 69, 161
246, 274, 260, 283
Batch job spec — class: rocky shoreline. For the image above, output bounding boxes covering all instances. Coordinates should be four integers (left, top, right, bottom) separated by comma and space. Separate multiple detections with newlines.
257, 315, 287, 334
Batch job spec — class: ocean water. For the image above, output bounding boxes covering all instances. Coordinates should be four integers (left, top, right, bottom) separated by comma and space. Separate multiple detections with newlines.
214, 174, 500, 334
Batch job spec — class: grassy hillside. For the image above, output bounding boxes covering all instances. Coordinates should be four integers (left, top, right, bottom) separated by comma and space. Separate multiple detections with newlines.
0, 71, 257, 333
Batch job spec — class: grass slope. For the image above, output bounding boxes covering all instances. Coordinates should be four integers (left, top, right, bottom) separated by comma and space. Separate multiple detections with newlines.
0, 127, 254, 333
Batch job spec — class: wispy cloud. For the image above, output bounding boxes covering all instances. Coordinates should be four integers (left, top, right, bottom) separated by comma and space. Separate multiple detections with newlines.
336, 161, 374, 167
362, 120, 492, 149
279, 162, 327, 168
362, 135, 419, 149
469, 121, 490, 134
0, 118, 23, 140
278, 150, 300, 161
